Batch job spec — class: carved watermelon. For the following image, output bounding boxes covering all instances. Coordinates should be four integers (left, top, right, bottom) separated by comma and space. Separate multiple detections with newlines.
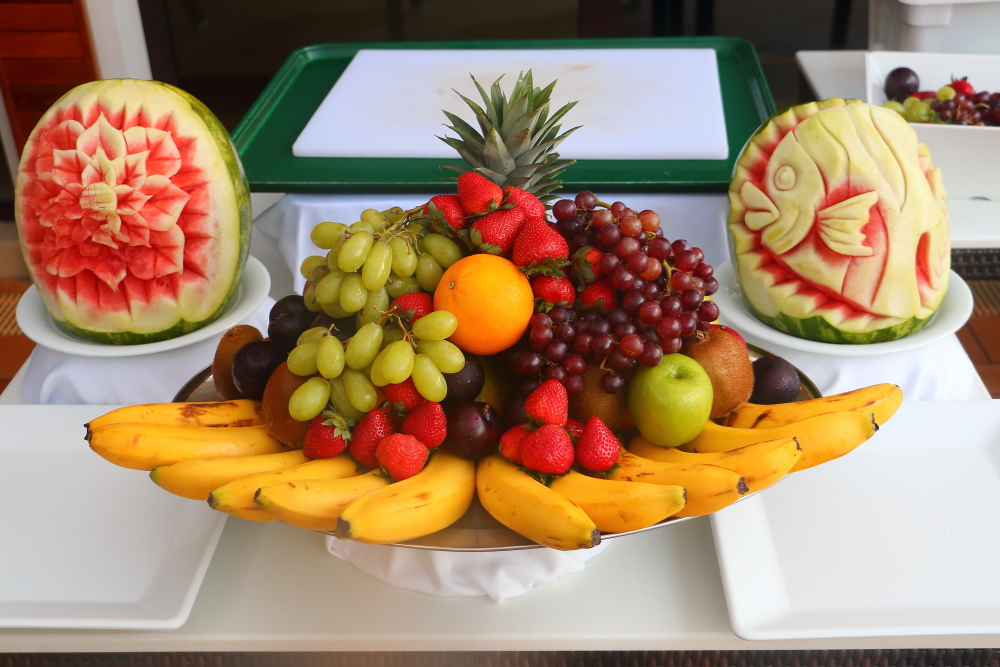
14, 79, 251, 344
727, 98, 950, 344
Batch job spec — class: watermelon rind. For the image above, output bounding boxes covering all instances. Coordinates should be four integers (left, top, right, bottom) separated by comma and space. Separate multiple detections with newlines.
742, 297, 932, 345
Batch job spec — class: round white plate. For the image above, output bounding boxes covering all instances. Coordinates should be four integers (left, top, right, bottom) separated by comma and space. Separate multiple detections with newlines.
713, 260, 974, 356
16, 256, 271, 357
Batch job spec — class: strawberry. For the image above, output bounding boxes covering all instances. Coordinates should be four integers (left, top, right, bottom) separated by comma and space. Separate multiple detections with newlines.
519, 424, 575, 476
574, 416, 621, 472
375, 434, 430, 481
950, 77, 976, 98
457, 171, 503, 215
579, 278, 617, 312
524, 379, 568, 427
383, 378, 429, 414
572, 245, 606, 284
401, 401, 447, 448
532, 275, 575, 309
512, 217, 569, 270
470, 208, 525, 255
302, 410, 352, 459
348, 408, 394, 469
499, 423, 531, 465
502, 186, 546, 224
424, 194, 467, 230
391, 293, 432, 324
564, 418, 585, 441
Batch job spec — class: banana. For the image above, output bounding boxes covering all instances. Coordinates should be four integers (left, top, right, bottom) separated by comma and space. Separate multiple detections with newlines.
475, 455, 600, 550
86, 399, 263, 431
150, 449, 310, 500
603, 449, 747, 517
628, 435, 801, 492
208, 454, 361, 516
685, 411, 878, 471
336, 450, 476, 545
88, 423, 286, 471
548, 472, 686, 534
254, 470, 389, 532
725, 383, 902, 429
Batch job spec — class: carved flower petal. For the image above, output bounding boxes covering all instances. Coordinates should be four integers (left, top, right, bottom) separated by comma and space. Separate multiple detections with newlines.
51, 149, 91, 189
76, 114, 127, 162
119, 151, 148, 190
139, 175, 190, 231
123, 126, 181, 179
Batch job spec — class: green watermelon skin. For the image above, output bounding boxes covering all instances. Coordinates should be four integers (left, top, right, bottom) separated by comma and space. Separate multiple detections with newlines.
742, 298, 931, 345
14, 79, 251, 345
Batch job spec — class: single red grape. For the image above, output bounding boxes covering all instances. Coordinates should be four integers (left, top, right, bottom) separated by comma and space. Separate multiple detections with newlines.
612, 266, 636, 291
530, 324, 553, 347
648, 237, 671, 260
671, 271, 692, 292
562, 354, 586, 376
639, 343, 663, 367
627, 251, 649, 274
615, 236, 640, 259
516, 352, 543, 375
554, 322, 576, 343
671, 239, 691, 255
656, 316, 681, 340
620, 216, 642, 237
678, 312, 698, 337
640, 257, 662, 281
599, 252, 620, 275
660, 337, 682, 354
552, 199, 577, 221
638, 210, 660, 231
620, 334, 644, 358
693, 263, 714, 280
529, 312, 552, 328
597, 225, 621, 248
572, 332, 593, 355
591, 209, 613, 228
546, 365, 568, 382
575, 191, 597, 210
698, 300, 720, 322
610, 201, 627, 217
549, 307, 569, 324
592, 334, 615, 356
680, 288, 703, 311
543, 340, 567, 363
638, 301, 662, 324
601, 372, 624, 394
564, 374, 584, 396
660, 295, 682, 317
622, 291, 646, 313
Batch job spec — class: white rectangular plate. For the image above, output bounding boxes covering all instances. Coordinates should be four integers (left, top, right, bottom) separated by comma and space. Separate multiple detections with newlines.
711, 399, 1000, 640
0, 405, 226, 629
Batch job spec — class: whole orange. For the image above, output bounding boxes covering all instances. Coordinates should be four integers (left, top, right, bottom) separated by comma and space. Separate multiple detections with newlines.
433, 254, 533, 355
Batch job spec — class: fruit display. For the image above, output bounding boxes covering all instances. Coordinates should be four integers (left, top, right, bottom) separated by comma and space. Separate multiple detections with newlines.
728, 98, 950, 344
14, 79, 251, 344
882, 67, 1000, 126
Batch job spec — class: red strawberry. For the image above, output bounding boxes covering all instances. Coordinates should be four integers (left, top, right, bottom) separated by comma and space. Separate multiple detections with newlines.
524, 379, 568, 427
302, 411, 352, 459
401, 401, 447, 448
512, 217, 569, 269
348, 409, 394, 469
574, 416, 621, 472
532, 275, 575, 308
564, 418, 585, 441
950, 77, 975, 98
502, 186, 546, 224
579, 279, 617, 312
519, 424, 575, 475
457, 172, 503, 215
383, 378, 429, 414
470, 208, 525, 255
376, 434, 430, 481
499, 423, 531, 465
572, 245, 606, 284
424, 194, 467, 230
391, 293, 432, 324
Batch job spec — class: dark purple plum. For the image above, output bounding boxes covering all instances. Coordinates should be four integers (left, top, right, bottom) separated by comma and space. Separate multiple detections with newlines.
749, 356, 800, 405
884, 67, 920, 102
442, 354, 485, 406
268, 295, 313, 352
231, 340, 286, 401
443, 401, 501, 460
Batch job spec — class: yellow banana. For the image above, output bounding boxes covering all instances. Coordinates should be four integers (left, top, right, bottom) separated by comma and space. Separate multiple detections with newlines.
336, 450, 476, 545
725, 383, 902, 429
208, 454, 361, 516
628, 435, 801, 492
549, 472, 686, 534
150, 449, 310, 500
475, 455, 600, 550
685, 411, 878, 471
254, 470, 389, 532
88, 423, 286, 471
603, 449, 747, 517
86, 399, 263, 431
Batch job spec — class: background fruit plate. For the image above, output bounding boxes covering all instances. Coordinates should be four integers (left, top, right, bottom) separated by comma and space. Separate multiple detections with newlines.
173, 343, 820, 551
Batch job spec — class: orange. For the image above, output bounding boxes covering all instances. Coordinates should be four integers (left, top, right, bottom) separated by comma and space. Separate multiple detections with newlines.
433, 254, 533, 355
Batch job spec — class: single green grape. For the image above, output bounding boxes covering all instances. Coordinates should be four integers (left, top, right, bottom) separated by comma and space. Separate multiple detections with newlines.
342, 368, 378, 412
310, 263, 331, 284
302, 283, 322, 313
422, 233, 462, 268
357, 287, 390, 327
317, 335, 346, 379
905, 101, 932, 123
386, 274, 422, 299
338, 231, 374, 273
327, 238, 347, 270
310, 222, 348, 249
415, 253, 444, 292
412, 310, 458, 341
321, 299, 352, 319
411, 354, 447, 402
360, 208, 389, 232
903, 95, 922, 108
345, 321, 383, 369
287, 341, 320, 376
388, 236, 417, 277
883, 100, 906, 115
382, 206, 406, 224
382, 339, 416, 385
297, 326, 328, 347
349, 221, 375, 235
339, 273, 368, 313
381, 323, 405, 349
314, 270, 345, 306
370, 350, 388, 387
937, 85, 957, 101
328, 376, 366, 422
288, 377, 330, 422
300, 255, 327, 280
361, 242, 393, 291
415, 339, 465, 374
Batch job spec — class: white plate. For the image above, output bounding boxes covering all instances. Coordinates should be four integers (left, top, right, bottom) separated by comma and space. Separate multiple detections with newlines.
711, 399, 1000, 640
713, 261, 973, 356
16, 256, 271, 357
0, 405, 226, 629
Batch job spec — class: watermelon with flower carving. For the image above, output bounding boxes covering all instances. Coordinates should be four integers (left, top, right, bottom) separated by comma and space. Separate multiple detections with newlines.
14, 79, 250, 344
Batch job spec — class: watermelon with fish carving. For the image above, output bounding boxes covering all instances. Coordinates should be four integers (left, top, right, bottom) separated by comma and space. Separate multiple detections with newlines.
727, 98, 950, 344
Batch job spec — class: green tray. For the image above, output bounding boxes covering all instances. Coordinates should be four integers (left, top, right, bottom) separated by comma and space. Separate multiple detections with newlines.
232, 37, 775, 194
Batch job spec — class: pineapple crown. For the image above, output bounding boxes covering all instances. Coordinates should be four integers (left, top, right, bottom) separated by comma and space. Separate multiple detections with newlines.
439, 70, 580, 202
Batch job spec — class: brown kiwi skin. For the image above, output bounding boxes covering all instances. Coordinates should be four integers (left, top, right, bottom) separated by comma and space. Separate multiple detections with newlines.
261, 362, 311, 449
213, 325, 264, 400
569, 363, 636, 432
680, 329, 754, 420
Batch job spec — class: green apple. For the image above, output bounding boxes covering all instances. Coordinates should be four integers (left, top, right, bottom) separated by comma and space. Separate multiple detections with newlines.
627, 354, 713, 448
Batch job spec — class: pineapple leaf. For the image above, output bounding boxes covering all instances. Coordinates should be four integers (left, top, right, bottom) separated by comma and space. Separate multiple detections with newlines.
507, 162, 545, 179
505, 176, 533, 189
500, 93, 530, 139
533, 80, 557, 108
443, 111, 485, 147
437, 137, 485, 171
531, 101, 578, 147
483, 127, 516, 177
487, 76, 505, 128
504, 128, 533, 160
475, 166, 509, 186
454, 89, 492, 136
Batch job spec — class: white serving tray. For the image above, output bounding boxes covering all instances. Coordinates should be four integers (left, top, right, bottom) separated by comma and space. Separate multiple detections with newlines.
0, 405, 226, 629
712, 399, 1000, 640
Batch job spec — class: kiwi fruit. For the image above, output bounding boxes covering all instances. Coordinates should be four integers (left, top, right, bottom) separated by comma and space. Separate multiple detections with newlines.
680, 329, 754, 419
260, 362, 311, 449
212, 325, 263, 400
569, 364, 635, 432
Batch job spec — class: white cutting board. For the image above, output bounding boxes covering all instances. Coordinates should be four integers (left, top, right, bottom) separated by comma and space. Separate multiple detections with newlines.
293, 49, 728, 161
